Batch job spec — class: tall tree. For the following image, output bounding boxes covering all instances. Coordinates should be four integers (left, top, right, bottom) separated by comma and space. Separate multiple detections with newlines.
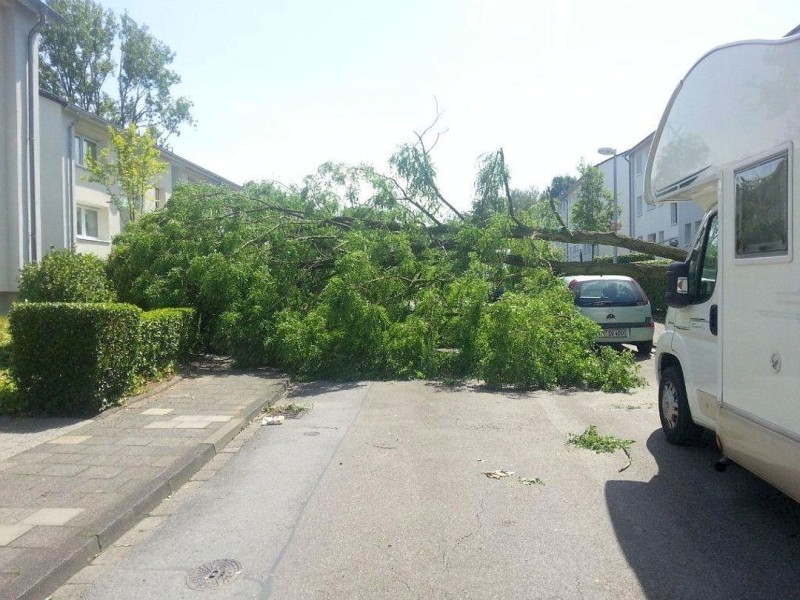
39, 0, 117, 118
571, 162, 614, 259
87, 124, 166, 223
39, 0, 194, 142
116, 12, 194, 144
546, 174, 577, 201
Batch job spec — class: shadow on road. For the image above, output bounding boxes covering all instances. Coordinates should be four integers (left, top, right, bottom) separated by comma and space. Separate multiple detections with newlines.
606, 430, 800, 600
0, 415, 84, 434
287, 380, 367, 397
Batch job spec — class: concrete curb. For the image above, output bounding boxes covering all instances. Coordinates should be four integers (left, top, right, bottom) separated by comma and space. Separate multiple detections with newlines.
14, 379, 288, 600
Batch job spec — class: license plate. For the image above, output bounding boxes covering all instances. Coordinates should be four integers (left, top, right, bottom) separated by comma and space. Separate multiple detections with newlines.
604, 329, 628, 338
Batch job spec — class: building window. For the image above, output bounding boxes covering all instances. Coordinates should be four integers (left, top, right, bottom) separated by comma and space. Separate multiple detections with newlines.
636, 152, 644, 175
76, 206, 100, 238
636, 195, 643, 216
647, 233, 656, 243
735, 152, 789, 258
74, 135, 98, 167
670, 203, 678, 225
658, 230, 665, 243
684, 223, 693, 245
154, 187, 163, 209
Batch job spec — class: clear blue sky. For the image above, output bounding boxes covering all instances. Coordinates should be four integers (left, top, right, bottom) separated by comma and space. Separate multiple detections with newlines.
96, 0, 798, 210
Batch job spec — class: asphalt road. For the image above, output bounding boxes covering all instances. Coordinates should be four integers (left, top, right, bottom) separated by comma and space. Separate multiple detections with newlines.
56, 344, 800, 600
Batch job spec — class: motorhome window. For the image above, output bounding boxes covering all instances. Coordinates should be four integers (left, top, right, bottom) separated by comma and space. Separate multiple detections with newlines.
735, 153, 789, 257
688, 214, 718, 303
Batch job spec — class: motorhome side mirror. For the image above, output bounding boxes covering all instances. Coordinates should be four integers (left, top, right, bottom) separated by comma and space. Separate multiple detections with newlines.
665, 261, 692, 308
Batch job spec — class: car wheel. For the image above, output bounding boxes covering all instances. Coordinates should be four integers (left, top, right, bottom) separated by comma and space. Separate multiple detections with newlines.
636, 341, 652, 356
659, 366, 702, 444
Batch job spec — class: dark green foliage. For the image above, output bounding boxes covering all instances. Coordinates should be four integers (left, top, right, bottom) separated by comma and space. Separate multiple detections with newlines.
592, 253, 663, 265
137, 308, 195, 378
18, 249, 115, 303
637, 277, 668, 316
10, 303, 140, 415
590, 255, 670, 314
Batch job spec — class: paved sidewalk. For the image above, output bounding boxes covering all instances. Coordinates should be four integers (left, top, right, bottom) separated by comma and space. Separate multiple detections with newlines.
0, 359, 287, 600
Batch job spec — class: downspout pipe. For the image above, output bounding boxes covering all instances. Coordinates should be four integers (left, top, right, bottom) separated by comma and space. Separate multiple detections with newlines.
67, 118, 79, 248
25, 3, 64, 263
26, 8, 46, 263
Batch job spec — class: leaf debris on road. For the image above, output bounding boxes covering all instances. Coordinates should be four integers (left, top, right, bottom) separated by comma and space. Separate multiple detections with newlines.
483, 470, 515, 479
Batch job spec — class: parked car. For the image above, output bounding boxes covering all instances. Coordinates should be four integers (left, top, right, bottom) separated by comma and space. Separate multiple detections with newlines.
562, 275, 654, 355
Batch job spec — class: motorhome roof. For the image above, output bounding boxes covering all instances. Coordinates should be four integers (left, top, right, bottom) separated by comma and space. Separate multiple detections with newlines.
645, 31, 800, 210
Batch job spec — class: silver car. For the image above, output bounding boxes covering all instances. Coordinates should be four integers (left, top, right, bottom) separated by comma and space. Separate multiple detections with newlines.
562, 275, 654, 355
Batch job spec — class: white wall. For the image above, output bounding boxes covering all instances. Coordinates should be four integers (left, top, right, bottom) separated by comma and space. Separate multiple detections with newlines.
0, 0, 40, 308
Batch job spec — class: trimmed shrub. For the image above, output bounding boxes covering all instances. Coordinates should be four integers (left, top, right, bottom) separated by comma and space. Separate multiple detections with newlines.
137, 308, 196, 379
10, 303, 141, 415
592, 253, 660, 265
637, 276, 668, 316
18, 249, 115, 303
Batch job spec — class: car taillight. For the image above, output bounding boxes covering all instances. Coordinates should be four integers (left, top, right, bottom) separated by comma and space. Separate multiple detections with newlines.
645, 316, 654, 328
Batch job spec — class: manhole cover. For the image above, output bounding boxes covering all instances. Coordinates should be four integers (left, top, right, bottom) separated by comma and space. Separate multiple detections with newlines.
303, 431, 320, 436
186, 559, 242, 590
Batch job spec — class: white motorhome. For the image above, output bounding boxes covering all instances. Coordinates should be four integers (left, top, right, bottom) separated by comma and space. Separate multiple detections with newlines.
645, 28, 800, 503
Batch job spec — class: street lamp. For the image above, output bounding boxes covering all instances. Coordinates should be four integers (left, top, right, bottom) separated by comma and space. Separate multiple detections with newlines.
598, 146, 618, 263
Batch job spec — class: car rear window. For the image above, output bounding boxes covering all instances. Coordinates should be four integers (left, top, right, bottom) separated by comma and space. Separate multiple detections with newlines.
570, 280, 644, 307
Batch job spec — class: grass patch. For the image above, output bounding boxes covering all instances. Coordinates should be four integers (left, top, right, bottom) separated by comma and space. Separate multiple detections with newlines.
264, 402, 309, 419
568, 425, 634, 454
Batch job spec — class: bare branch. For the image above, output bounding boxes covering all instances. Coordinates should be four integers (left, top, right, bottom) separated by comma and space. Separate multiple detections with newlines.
546, 191, 569, 232
497, 148, 520, 224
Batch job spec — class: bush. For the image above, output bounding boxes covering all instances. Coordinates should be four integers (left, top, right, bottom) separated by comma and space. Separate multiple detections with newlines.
10, 303, 140, 415
137, 308, 196, 379
637, 276, 668, 316
18, 249, 115, 303
0, 316, 10, 369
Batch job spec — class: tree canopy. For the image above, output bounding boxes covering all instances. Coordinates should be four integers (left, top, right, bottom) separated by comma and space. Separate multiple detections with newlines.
40, 0, 194, 143
87, 124, 166, 222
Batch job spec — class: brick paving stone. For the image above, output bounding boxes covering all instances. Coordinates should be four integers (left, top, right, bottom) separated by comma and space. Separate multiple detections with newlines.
39, 463, 88, 477
81, 465, 126, 480
9, 526, 83, 549
0, 525, 33, 546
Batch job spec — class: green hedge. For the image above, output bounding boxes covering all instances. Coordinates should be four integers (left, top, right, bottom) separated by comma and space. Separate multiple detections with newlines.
592, 253, 665, 265
7, 304, 196, 416
137, 308, 196, 378
637, 276, 668, 316
10, 303, 141, 415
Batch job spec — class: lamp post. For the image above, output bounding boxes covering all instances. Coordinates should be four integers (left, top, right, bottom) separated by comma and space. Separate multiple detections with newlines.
598, 146, 618, 263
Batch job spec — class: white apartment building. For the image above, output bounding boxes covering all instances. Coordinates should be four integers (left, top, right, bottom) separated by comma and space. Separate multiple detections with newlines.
559, 133, 705, 262
1, 0, 239, 311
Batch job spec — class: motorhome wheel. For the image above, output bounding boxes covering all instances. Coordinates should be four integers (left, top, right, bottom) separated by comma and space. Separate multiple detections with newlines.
659, 367, 701, 444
